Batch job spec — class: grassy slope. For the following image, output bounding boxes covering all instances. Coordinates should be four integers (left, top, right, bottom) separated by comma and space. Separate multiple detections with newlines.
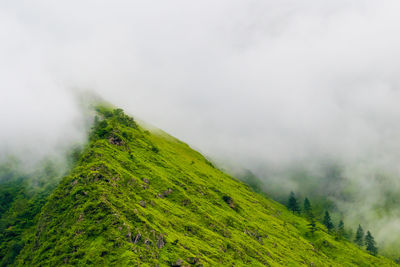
15, 107, 394, 266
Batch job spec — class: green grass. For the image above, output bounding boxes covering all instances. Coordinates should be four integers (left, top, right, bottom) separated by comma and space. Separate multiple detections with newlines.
0, 158, 69, 266
11, 105, 395, 266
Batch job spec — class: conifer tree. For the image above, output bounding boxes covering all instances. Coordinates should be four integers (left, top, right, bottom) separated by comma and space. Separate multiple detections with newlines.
287, 192, 301, 214
336, 220, 345, 239
303, 198, 312, 218
365, 231, 378, 256
302, 197, 317, 235
354, 224, 364, 246
307, 213, 318, 236
323, 211, 334, 232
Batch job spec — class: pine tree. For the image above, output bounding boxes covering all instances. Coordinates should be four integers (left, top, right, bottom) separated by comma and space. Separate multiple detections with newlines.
336, 220, 345, 239
302, 197, 317, 236
354, 224, 364, 246
307, 213, 318, 236
323, 211, 334, 232
287, 192, 301, 214
365, 231, 378, 256
303, 198, 312, 218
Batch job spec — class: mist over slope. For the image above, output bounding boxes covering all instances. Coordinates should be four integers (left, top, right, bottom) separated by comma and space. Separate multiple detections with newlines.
2, 0, 400, 258
230, 159, 400, 257
9, 106, 394, 266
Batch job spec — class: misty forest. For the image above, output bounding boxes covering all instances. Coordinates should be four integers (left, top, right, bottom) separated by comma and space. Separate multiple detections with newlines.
2, 1, 400, 266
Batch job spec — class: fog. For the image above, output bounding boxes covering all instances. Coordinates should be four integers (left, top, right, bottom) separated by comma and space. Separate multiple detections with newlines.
2, 0, 400, 254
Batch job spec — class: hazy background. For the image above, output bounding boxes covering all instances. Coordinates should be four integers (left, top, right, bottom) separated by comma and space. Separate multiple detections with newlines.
2, 0, 400, 255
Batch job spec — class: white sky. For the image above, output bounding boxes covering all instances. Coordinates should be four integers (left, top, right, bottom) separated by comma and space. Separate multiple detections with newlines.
2, 0, 400, 248
2, 1, 400, 167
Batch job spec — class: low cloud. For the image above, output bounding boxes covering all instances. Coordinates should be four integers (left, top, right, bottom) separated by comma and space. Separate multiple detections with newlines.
2, 0, 400, 252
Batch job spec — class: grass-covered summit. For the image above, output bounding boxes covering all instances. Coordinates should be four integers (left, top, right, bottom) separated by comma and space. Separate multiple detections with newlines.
12, 105, 394, 266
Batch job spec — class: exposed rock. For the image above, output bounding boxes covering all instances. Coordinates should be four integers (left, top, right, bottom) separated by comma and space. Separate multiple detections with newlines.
139, 200, 146, 207
108, 135, 124, 146
144, 239, 151, 246
126, 231, 132, 242
133, 233, 141, 244
157, 189, 173, 198
142, 184, 149, 189
165, 188, 173, 195
222, 196, 236, 209
173, 259, 183, 266
143, 178, 149, 184
157, 236, 165, 249
93, 173, 104, 182
187, 257, 200, 264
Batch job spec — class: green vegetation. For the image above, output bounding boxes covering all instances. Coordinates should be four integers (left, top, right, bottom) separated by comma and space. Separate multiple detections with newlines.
286, 193, 382, 259
355, 224, 365, 247
337, 220, 345, 240
287, 191, 301, 214
366, 231, 378, 256
0, 159, 67, 266
307, 215, 318, 237
303, 198, 312, 218
239, 162, 400, 259
0, 105, 395, 266
322, 211, 334, 233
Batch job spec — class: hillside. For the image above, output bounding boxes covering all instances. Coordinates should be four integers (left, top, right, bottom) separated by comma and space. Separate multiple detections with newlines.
0, 158, 70, 266
5, 106, 395, 266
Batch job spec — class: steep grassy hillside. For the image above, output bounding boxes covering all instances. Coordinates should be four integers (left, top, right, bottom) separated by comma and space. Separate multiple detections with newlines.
13, 106, 394, 266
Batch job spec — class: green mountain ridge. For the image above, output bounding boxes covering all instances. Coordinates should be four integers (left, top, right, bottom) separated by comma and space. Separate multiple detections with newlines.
1, 105, 395, 266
